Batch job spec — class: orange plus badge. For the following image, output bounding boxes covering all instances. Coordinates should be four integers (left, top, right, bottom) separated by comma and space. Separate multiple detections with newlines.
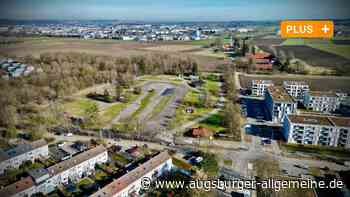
280, 20, 333, 38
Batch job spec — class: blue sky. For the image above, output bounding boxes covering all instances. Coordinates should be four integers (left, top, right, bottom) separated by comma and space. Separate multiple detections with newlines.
1, 0, 350, 21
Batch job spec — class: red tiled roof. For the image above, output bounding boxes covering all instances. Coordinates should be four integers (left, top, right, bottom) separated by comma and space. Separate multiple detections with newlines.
255, 63, 273, 70
0, 177, 35, 196
249, 52, 271, 59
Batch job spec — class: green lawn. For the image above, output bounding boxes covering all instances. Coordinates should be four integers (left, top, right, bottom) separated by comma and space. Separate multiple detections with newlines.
198, 113, 226, 133
204, 79, 221, 96
111, 153, 131, 166
149, 94, 174, 120
99, 93, 139, 125
172, 157, 193, 170
131, 91, 156, 118
62, 98, 97, 116
94, 170, 108, 181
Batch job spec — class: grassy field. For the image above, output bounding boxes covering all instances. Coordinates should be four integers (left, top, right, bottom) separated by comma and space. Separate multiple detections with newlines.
198, 113, 226, 133
131, 91, 156, 118
99, 93, 139, 125
149, 93, 174, 120
62, 98, 97, 116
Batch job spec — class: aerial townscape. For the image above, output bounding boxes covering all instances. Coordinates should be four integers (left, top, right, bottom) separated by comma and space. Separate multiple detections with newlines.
1, 1, 350, 197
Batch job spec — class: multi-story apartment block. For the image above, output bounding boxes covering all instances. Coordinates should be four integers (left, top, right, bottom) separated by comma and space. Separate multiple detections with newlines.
265, 86, 297, 122
303, 91, 342, 113
0, 139, 49, 174
251, 80, 273, 96
91, 151, 172, 197
0, 145, 108, 197
283, 114, 350, 148
283, 81, 309, 101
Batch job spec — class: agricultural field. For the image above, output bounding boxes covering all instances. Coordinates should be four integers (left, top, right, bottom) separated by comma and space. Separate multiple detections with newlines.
0, 37, 225, 71
239, 73, 350, 93
258, 45, 350, 68
282, 38, 350, 59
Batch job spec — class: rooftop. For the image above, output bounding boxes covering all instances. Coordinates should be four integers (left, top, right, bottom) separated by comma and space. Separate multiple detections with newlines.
47, 145, 106, 176
329, 117, 350, 127
0, 139, 47, 163
28, 168, 49, 181
288, 114, 350, 127
252, 79, 273, 84
267, 86, 295, 103
308, 91, 338, 97
283, 81, 308, 86
0, 177, 35, 197
91, 151, 171, 197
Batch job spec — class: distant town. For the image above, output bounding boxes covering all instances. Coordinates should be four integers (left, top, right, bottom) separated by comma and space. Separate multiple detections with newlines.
0, 18, 350, 197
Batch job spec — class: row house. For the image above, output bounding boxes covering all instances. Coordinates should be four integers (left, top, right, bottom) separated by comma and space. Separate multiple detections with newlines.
0, 145, 108, 197
91, 151, 172, 197
0, 139, 49, 174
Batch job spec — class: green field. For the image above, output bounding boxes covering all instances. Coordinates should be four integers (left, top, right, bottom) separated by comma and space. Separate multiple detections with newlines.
62, 98, 97, 116
149, 93, 174, 119
131, 91, 156, 118
282, 38, 350, 59
99, 93, 139, 125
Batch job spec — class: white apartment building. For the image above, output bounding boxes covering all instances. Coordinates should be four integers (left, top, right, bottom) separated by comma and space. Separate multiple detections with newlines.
0, 139, 49, 174
303, 91, 343, 113
283, 81, 309, 101
265, 86, 297, 123
251, 80, 273, 96
91, 151, 172, 197
283, 114, 350, 148
0, 145, 108, 197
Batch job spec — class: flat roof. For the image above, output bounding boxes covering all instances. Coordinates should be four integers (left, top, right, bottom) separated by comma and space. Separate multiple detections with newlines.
0, 177, 35, 197
308, 91, 337, 97
283, 81, 308, 86
267, 86, 294, 103
47, 145, 106, 176
288, 114, 333, 126
252, 79, 273, 84
91, 151, 171, 197
288, 114, 350, 127
329, 117, 350, 128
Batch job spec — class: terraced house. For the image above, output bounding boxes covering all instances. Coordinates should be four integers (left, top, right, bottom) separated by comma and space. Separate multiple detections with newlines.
91, 151, 172, 197
0, 139, 48, 174
0, 145, 108, 197
283, 114, 350, 148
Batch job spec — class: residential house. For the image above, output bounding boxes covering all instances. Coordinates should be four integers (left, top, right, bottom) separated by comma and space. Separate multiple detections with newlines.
0, 145, 108, 196
91, 151, 172, 197
0, 139, 48, 174
248, 53, 273, 70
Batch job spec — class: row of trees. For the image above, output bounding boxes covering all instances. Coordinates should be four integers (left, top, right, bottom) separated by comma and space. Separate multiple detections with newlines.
0, 52, 200, 138
222, 65, 241, 141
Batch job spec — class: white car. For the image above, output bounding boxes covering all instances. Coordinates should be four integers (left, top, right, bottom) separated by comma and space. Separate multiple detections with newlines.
64, 133, 73, 137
